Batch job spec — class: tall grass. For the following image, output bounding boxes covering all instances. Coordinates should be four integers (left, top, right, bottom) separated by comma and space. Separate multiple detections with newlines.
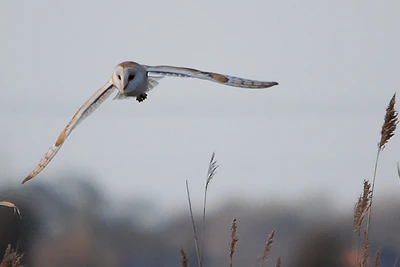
180, 93, 398, 267
1, 94, 398, 266
353, 93, 398, 267
0, 245, 23, 267
260, 229, 276, 267
183, 153, 279, 267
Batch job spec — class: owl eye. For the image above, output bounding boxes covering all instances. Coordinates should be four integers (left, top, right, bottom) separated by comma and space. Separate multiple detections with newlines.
128, 75, 135, 81
117, 75, 121, 80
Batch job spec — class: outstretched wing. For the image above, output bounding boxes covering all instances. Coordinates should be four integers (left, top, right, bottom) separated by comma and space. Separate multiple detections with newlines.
22, 82, 116, 184
143, 65, 278, 89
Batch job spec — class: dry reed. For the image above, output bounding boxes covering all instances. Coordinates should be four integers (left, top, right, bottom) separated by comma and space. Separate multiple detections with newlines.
354, 180, 372, 266
185, 180, 201, 267
275, 257, 282, 267
229, 218, 239, 267
370, 93, 398, 202
374, 248, 381, 267
379, 93, 398, 151
360, 93, 398, 267
200, 152, 219, 266
180, 247, 188, 267
0, 245, 23, 267
261, 229, 276, 267
353, 181, 372, 233
360, 228, 369, 267
205, 152, 219, 189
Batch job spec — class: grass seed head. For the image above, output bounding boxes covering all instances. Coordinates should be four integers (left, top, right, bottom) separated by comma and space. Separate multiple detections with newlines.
379, 93, 398, 151
180, 247, 188, 267
353, 181, 372, 233
261, 229, 276, 267
229, 218, 239, 267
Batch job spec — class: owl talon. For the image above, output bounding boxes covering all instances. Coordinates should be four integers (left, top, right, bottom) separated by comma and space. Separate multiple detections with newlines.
136, 93, 147, 102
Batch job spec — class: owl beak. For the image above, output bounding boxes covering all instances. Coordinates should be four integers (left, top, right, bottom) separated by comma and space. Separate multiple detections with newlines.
115, 84, 124, 94
122, 76, 129, 91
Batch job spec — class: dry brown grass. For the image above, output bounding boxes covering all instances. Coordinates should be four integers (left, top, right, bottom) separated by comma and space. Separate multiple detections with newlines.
0, 245, 24, 267
261, 229, 276, 267
353, 93, 398, 267
374, 248, 381, 267
353, 181, 372, 234
185, 152, 220, 267
354, 181, 372, 266
229, 218, 239, 267
367, 93, 398, 230
379, 93, 398, 151
200, 152, 219, 266
360, 227, 369, 267
275, 257, 282, 267
180, 247, 188, 267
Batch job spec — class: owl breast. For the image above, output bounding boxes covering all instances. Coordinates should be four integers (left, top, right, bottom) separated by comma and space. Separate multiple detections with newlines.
123, 72, 148, 97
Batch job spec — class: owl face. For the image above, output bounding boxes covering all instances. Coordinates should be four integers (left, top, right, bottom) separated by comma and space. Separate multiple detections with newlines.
112, 62, 148, 97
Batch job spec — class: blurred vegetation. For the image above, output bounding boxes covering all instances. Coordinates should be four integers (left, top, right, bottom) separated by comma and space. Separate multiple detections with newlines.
0, 175, 399, 267
0, 95, 399, 267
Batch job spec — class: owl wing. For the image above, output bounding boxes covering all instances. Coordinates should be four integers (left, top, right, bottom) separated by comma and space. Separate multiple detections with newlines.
22, 82, 116, 184
143, 65, 278, 89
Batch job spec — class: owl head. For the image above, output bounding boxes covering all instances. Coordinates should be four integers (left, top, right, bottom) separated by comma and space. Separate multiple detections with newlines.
111, 61, 148, 97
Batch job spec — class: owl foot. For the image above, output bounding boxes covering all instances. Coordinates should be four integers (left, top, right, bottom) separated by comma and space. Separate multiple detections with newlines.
136, 93, 147, 102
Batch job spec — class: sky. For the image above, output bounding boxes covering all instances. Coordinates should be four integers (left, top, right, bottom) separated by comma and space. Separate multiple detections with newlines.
1, 1, 400, 216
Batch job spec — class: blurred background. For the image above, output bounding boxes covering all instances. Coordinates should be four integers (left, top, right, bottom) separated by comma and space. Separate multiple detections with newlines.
1, 0, 400, 266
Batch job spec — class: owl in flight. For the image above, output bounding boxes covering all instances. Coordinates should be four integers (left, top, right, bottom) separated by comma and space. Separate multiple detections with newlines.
22, 61, 278, 184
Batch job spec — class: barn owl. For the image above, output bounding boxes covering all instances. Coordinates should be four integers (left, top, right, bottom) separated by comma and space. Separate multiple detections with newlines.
22, 61, 278, 184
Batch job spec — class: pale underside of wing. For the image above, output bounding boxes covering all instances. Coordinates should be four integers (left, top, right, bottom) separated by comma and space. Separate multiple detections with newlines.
143, 65, 278, 89
22, 82, 116, 184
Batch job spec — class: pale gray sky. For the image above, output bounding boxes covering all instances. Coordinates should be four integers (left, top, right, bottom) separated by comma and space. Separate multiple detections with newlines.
1, 1, 400, 215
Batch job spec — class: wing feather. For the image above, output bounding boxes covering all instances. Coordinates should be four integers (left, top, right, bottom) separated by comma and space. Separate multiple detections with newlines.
143, 65, 278, 89
22, 82, 115, 184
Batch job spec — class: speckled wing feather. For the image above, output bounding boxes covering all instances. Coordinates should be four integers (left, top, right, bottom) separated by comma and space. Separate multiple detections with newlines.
22, 82, 115, 184
143, 65, 278, 89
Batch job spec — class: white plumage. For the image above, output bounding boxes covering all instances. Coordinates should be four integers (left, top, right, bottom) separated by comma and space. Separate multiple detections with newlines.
22, 61, 278, 184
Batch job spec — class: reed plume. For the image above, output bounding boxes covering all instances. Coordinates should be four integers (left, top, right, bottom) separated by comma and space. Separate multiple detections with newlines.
353, 181, 372, 233
275, 257, 282, 267
365, 93, 398, 248
229, 218, 239, 267
374, 248, 381, 267
0, 245, 23, 267
200, 152, 219, 266
261, 229, 276, 267
180, 247, 188, 267
379, 93, 398, 151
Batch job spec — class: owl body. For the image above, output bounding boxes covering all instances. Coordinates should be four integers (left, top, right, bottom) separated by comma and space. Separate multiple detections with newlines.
22, 60, 278, 184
